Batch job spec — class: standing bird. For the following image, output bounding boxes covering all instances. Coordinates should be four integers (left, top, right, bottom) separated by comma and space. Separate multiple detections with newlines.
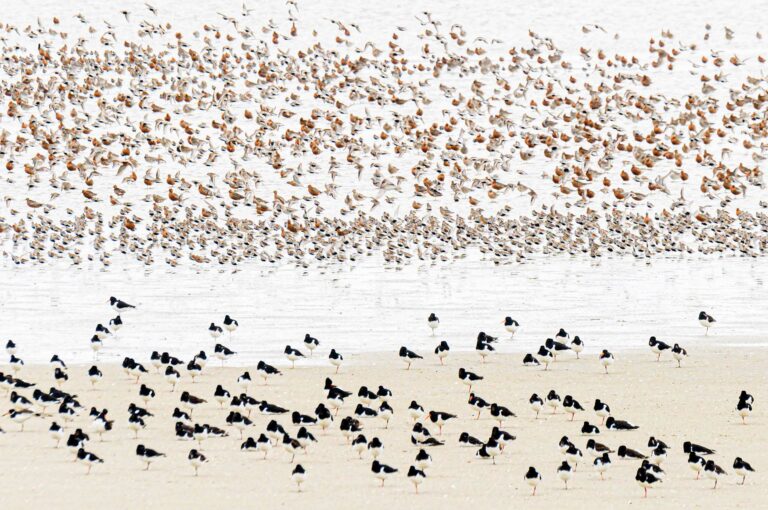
733, 457, 755, 485
371, 460, 398, 486
427, 313, 439, 335
698, 311, 716, 335
329, 349, 343, 373
407, 466, 426, 493
648, 337, 671, 361
525, 466, 542, 495
291, 464, 307, 492
399, 346, 422, 369
636, 467, 662, 497
77, 448, 104, 474
434, 341, 450, 364
557, 461, 573, 489
599, 350, 614, 374
570, 336, 584, 358
136, 444, 165, 470
223, 315, 239, 337
535, 346, 553, 370
529, 393, 544, 418
672, 343, 688, 367
303, 334, 319, 356
503, 317, 519, 337
704, 460, 727, 489
284, 345, 305, 368
188, 449, 208, 476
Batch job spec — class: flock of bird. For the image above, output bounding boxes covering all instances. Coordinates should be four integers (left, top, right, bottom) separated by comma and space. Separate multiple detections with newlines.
0, 298, 757, 497
0, 6, 767, 268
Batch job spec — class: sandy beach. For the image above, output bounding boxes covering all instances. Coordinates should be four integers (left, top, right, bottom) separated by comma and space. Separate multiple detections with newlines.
1, 347, 764, 509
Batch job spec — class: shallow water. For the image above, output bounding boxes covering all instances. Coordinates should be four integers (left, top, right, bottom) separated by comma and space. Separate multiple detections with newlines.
1, 254, 765, 365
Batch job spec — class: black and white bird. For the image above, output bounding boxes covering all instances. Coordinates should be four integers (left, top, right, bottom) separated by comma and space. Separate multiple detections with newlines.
545, 337, 571, 360
351, 433, 368, 458
427, 313, 439, 335
414, 448, 432, 470
672, 343, 688, 367
599, 349, 614, 373
559, 436, 575, 454
571, 336, 584, 358
355, 403, 378, 419
109, 297, 135, 313
736, 399, 752, 424
186, 360, 202, 382
78, 448, 104, 474
6, 340, 17, 356
257, 361, 281, 384
214, 343, 235, 366
226, 411, 254, 439
259, 401, 289, 416
490, 403, 516, 427
54, 368, 69, 388
704, 459, 727, 489
581, 421, 600, 435
366, 437, 383, 459
733, 457, 755, 485
563, 395, 585, 421
458, 368, 483, 392
459, 431, 484, 447
592, 398, 611, 425
4, 409, 39, 431
50, 354, 67, 369
535, 346, 553, 370
94, 324, 110, 342
525, 466, 542, 495
136, 444, 165, 470
165, 366, 181, 391
50, 421, 65, 447
428, 410, 456, 435
180, 391, 207, 414
617, 445, 647, 460
593, 452, 611, 480
565, 444, 584, 468
188, 449, 208, 476
139, 384, 156, 407
408, 401, 425, 422
88, 365, 102, 387
529, 393, 544, 418
329, 349, 343, 373
698, 311, 716, 335
399, 346, 422, 369
555, 328, 570, 343
315, 403, 334, 431
649, 445, 668, 466
291, 464, 307, 492
476, 438, 502, 464
683, 441, 715, 456
379, 401, 394, 428
434, 341, 450, 365
408, 465, 426, 493
606, 417, 638, 430
9, 355, 24, 374
503, 316, 520, 337
648, 337, 671, 361
688, 452, 706, 479
546, 390, 562, 414
475, 337, 495, 363
303, 334, 319, 356
586, 439, 613, 457
237, 372, 252, 392
282, 434, 302, 462
523, 353, 540, 366
109, 316, 123, 333
557, 461, 573, 489
284, 345, 305, 368
223, 315, 238, 335
468, 393, 490, 419
372, 460, 398, 486
208, 323, 223, 339
636, 467, 662, 497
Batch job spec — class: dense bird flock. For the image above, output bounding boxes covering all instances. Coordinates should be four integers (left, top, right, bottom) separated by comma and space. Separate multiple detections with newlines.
0, 301, 757, 496
0, 6, 767, 267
